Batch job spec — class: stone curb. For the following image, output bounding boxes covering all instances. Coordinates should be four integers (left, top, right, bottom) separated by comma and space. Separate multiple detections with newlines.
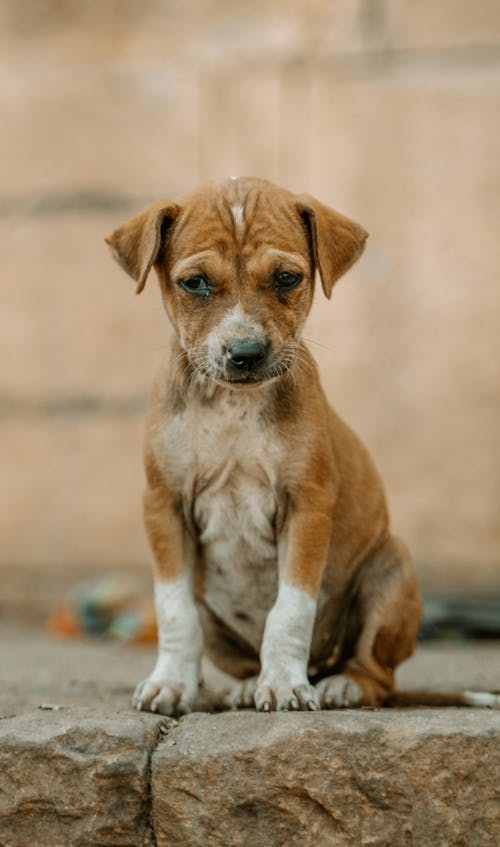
152, 710, 500, 847
0, 706, 167, 847
1, 706, 499, 847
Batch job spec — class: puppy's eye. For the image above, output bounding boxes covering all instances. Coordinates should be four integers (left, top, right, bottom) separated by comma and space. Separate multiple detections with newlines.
178, 275, 211, 297
273, 270, 302, 292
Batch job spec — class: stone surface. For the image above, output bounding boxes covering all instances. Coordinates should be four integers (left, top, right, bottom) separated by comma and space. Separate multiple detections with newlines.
152, 710, 500, 847
1, 628, 499, 846
0, 707, 165, 847
0, 626, 158, 715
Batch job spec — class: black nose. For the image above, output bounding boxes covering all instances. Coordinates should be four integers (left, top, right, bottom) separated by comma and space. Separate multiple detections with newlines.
227, 338, 270, 371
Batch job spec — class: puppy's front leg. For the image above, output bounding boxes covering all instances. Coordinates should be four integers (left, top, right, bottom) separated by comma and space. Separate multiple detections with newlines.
133, 481, 203, 716
255, 488, 333, 712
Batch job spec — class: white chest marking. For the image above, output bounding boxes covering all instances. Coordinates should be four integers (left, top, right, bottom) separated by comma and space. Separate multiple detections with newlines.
231, 204, 245, 227
195, 440, 279, 647
164, 391, 281, 648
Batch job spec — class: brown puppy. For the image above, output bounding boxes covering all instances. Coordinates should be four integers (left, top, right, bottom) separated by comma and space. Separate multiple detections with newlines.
106, 176, 422, 715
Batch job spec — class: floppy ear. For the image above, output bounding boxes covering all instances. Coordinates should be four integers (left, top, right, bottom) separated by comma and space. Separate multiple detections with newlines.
297, 195, 368, 299
105, 201, 180, 294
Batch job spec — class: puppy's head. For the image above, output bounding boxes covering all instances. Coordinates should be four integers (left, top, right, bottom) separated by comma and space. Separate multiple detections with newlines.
106, 177, 367, 387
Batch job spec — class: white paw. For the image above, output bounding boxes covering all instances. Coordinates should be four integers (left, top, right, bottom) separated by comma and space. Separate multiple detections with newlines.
254, 679, 320, 712
133, 668, 199, 716
315, 674, 362, 708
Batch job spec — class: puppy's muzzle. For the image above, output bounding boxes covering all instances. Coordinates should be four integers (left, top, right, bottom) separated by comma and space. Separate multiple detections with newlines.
226, 337, 271, 376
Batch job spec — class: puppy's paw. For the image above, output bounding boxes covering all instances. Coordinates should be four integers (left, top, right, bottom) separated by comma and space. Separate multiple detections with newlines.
315, 674, 362, 708
133, 675, 198, 716
223, 676, 258, 710
254, 681, 320, 712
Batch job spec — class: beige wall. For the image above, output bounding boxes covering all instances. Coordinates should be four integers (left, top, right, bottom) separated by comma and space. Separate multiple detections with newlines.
1, 1, 499, 608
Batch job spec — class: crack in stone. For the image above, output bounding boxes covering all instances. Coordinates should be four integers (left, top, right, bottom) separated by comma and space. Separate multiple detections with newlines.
144, 718, 178, 847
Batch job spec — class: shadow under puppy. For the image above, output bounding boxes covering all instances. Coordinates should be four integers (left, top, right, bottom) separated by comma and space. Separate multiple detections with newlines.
106, 176, 424, 715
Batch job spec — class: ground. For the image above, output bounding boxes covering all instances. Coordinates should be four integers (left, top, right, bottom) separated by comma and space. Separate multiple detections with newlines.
1, 627, 499, 846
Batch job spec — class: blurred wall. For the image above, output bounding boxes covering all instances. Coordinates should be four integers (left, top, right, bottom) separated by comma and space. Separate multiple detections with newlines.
1, 0, 499, 613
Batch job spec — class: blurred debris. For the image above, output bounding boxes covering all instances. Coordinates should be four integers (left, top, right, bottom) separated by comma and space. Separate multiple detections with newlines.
420, 594, 500, 641
46, 578, 157, 645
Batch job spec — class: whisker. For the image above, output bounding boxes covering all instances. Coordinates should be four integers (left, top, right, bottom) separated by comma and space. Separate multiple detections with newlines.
303, 335, 331, 352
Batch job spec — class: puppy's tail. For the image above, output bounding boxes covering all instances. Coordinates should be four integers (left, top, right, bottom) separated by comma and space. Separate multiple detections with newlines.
387, 689, 500, 708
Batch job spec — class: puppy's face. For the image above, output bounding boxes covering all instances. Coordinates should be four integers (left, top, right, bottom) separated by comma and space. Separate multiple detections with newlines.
106, 177, 368, 387
160, 182, 316, 386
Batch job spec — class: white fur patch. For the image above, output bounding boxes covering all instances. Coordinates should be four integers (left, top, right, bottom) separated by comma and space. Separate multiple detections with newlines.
205, 304, 265, 363
259, 581, 316, 688
231, 204, 245, 227
463, 690, 500, 707
154, 574, 202, 657
219, 303, 246, 326
162, 387, 283, 652
199, 459, 278, 650
150, 575, 202, 692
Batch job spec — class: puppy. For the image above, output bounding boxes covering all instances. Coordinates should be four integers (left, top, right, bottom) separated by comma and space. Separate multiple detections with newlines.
106, 176, 423, 715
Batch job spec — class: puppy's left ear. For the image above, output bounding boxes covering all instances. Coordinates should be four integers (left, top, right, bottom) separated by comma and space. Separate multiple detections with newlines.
297, 195, 368, 299
105, 201, 180, 294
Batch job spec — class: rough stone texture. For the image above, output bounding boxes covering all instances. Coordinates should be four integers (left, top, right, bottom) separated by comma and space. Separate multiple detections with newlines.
152, 710, 500, 847
0, 708, 165, 847
1, 628, 499, 846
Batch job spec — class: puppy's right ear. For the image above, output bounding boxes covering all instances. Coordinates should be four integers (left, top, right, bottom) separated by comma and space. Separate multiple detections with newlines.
105, 201, 180, 294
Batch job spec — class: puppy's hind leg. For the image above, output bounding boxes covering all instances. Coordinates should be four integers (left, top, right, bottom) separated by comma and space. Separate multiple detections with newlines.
316, 537, 422, 708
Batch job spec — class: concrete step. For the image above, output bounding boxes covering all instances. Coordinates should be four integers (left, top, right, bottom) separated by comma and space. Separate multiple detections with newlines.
1, 630, 499, 847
